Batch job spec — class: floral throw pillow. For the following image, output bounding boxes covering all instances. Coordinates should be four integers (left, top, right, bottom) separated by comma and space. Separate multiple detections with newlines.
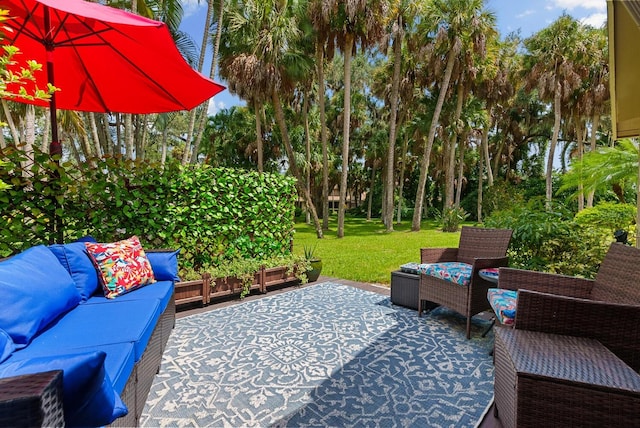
85, 236, 156, 299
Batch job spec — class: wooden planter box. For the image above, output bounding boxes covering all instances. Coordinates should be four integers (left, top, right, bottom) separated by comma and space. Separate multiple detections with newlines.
263, 266, 299, 291
175, 273, 211, 306
211, 271, 262, 299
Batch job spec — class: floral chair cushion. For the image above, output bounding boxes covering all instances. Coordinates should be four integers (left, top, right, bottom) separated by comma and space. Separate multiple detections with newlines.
418, 262, 472, 287
487, 288, 517, 325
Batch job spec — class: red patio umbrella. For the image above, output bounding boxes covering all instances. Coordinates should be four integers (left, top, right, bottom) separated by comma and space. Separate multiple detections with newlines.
2, 0, 225, 156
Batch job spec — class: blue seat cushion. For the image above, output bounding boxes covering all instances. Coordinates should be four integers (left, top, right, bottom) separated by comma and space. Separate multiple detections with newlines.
0, 350, 127, 427
0, 329, 15, 364
11, 341, 136, 395
487, 288, 518, 325
83, 280, 174, 319
418, 262, 473, 286
26, 299, 161, 361
0, 246, 81, 348
49, 242, 100, 302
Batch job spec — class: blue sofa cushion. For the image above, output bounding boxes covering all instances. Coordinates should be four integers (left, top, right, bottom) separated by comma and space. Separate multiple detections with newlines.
84, 280, 174, 318
0, 329, 15, 364
26, 299, 161, 361
146, 249, 181, 282
49, 242, 100, 301
12, 341, 136, 396
0, 246, 81, 348
0, 350, 127, 427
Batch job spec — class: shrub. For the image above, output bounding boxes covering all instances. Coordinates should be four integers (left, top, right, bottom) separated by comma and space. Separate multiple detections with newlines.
437, 206, 469, 232
574, 202, 636, 234
484, 197, 609, 278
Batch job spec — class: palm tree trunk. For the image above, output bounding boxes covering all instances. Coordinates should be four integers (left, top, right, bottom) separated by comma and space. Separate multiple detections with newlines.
41, 110, 50, 152
303, 89, 311, 224
384, 17, 403, 232
367, 162, 376, 221
183, 0, 214, 166
546, 82, 562, 208
161, 126, 169, 166
338, 33, 354, 238
2, 100, 21, 147
446, 82, 465, 209
125, 114, 134, 159
455, 133, 467, 208
23, 105, 35, 176
576, 118, 585, 211
412, 48, 456, 231
477, 141, 484, 222
272, 90, 323, 239
482, 110, 494, 186
396, 130, 408, 224
255, 100, 264, 173
87, 113, 102, 158
192, 0, 225, 166
316, 44, 329, 231
587, 114, 600, 207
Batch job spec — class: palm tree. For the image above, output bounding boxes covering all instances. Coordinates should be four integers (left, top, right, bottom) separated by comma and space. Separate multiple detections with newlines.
328, 0, 389, 238
219, 0, 324, 238
411, 0, 496, 231
523, 14, 590, 208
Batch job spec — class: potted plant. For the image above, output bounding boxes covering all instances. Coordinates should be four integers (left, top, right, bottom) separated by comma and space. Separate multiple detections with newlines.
262, 254, 309, 290
304, 244, 322, 282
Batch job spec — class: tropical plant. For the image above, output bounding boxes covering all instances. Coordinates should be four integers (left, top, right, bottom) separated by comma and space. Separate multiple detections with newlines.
411, 0, 496, 231
484, 198, 609, 277
522, 14, 590, 207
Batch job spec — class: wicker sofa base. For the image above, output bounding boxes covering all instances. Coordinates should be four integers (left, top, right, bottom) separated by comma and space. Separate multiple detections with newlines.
109, 293, 175, 427
494, 327, 640, 428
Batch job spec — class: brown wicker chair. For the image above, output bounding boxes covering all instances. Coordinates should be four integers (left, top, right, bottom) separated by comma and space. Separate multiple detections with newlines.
418, 226, 512, 339
496, 242, 640, 369
493, 242, 640, 427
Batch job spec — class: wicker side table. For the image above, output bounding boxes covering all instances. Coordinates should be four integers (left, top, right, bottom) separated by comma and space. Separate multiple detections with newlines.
494, 328, 640, 428
0, 370, 65, 427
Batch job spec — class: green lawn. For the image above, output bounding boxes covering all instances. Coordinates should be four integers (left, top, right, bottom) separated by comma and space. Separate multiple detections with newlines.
292, 216, 465, 285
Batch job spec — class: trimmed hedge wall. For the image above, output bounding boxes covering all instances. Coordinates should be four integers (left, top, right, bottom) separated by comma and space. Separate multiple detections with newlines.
0, 148, 297, 273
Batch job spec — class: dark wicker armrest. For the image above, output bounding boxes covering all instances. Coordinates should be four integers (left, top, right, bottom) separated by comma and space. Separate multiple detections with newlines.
0, 370, 65, 427
498, 267, 594, 296
515, 289, 640, 372
472, 256, 509, 271
420, 247, 458, 263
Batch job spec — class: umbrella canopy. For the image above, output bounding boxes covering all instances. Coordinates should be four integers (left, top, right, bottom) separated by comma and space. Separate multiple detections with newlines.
2, 0, 225, 152
608, 0, 640, 139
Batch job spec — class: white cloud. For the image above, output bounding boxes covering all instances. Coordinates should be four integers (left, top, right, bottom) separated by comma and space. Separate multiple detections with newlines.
551, 0, 606, 12
517, 9, 536, 18
581, 12, 607, 28
208, 99, 226, 116
181, 0, 205, 18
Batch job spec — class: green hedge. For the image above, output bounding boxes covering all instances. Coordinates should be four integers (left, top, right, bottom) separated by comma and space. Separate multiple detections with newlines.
0, 147, 297, 274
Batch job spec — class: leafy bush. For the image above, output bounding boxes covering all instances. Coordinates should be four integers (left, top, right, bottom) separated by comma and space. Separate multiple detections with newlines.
484, 198, 609, 278
574, 202, 636, 234
437, 206, 469, 232
1, 148, 297, 277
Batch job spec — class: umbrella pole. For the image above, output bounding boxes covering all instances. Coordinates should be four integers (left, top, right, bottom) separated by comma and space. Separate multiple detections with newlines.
44, 6, 63, 244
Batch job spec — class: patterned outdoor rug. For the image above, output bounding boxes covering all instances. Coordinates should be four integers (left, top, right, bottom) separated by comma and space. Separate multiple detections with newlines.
141, 282, 494, 427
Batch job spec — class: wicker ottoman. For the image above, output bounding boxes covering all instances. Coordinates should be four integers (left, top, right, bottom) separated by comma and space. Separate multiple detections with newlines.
391, 270, 437, 311
494, 328, 640, 428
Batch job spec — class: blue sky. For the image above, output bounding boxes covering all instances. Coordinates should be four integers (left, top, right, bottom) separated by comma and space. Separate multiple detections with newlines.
179, 0, 608, 115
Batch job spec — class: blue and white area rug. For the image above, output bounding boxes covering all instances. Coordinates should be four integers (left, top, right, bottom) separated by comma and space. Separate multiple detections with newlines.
141, 282, 494, 427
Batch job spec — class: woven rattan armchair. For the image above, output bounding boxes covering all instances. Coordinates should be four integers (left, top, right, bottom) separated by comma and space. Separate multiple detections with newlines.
418, 226, 512, 339
496, 242, 640, 368
493, 242, 640, 426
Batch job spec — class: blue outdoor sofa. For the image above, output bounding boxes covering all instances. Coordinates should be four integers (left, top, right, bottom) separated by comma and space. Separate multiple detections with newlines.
0, 241, 178, 427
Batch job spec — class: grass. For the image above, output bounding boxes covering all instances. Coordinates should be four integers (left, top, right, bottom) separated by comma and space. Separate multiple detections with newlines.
293, 215, 466, 285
